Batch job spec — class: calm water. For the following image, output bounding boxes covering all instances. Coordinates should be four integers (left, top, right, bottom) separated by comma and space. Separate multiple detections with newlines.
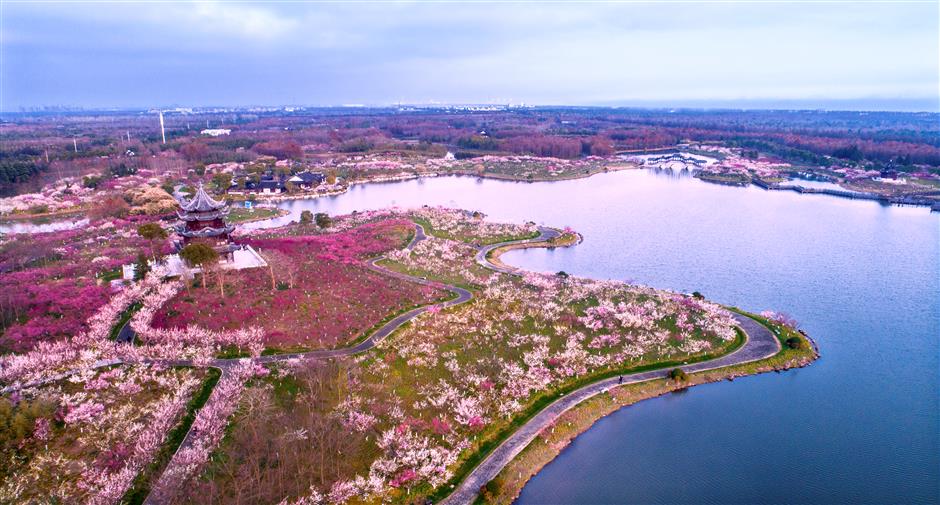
263, 170, 940, 503
0, 217, 88, 234
779, 178, 868, 194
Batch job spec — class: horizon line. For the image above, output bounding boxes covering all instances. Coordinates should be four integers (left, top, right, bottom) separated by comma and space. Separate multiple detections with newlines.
4, 101, 939, 115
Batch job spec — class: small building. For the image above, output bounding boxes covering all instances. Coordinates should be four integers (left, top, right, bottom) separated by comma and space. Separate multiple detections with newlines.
201, 128, 232, 137
286, 171, 325, 190
880, 169, 899, 180
257, 179, 285, 194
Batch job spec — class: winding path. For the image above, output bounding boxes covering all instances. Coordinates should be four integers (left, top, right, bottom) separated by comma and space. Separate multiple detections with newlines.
4, 221, 784, 505
440, 314, 780, 505
230, 222, 472, 365
138, 222, 780, 504
475, 226, 562, 275
145, 223, 469, 504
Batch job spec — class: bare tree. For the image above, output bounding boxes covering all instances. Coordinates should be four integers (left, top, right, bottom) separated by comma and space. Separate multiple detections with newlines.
258, 249, 296, 290
181, 360, 370, 504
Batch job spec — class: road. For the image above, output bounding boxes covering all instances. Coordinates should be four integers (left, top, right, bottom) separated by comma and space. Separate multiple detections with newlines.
439, 313, 780, 505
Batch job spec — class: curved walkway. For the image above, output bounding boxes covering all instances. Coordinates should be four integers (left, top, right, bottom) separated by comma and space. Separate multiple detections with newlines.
232, 222, 471, 365
144, 223, 474, 503
440, 313, 780, 504
134, 221, 779, 504
475, 226, 561, 275
237, 222, 780, 505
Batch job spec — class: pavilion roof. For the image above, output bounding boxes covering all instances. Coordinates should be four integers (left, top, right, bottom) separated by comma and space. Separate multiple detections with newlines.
180, 183, 225, 212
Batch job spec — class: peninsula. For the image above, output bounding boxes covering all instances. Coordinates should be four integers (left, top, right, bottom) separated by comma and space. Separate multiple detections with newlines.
0, 201, 817, 504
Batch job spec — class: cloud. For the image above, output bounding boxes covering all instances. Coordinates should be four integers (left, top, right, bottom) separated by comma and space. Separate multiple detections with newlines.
175, 1, 299, 40
1, 1, 937, 108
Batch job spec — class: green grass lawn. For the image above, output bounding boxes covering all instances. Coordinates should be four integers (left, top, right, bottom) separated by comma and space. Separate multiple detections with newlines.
226, 206, 282, 224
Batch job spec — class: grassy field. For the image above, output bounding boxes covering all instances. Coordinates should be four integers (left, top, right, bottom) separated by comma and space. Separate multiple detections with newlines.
225, 206, 285, 224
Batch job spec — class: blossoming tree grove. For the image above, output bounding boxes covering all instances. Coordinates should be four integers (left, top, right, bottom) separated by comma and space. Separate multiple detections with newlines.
171, 208, 744, 504
0, 206, 789, 505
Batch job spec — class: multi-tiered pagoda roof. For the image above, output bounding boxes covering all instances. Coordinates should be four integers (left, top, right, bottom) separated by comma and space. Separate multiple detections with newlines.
175, 184, 234, 242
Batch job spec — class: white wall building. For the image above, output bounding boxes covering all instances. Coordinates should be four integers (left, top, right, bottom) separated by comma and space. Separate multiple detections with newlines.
200, 128, 232, 137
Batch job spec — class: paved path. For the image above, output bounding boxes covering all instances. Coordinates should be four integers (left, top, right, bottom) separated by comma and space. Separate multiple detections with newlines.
224, 223, 780, 505
115, 320, 136, 343
144, 222, 471, 504
475, 227, 562, 275
230, 222, 471, 365
22, 221, 779, 504
440, 314, 781, 505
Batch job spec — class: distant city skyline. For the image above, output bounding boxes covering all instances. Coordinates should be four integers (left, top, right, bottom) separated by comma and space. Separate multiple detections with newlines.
2, 1, 938, 112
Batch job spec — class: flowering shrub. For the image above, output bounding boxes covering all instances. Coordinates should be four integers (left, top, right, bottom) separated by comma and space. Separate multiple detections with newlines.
1, 206, 753, 505
386, 235, 494, 286
325, 274, 738, 501
0, 177, 96, 215
153, 220, 446, 349
339, 159, 414, 172
0, 275, 151, 388
0, 217, 164, 352
760, 310, 800, 329
408, 206, 536, 245
689, 146, 791, 181
148, 361, 265, 502
425, 154, 617, 179
0, 365, 202, 503
221, 227, 742, 504
130, 277, 266, 359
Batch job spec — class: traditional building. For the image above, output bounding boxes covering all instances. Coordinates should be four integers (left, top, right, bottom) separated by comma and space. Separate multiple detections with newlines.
175, 183, 236, 257
287, 170, 325, 190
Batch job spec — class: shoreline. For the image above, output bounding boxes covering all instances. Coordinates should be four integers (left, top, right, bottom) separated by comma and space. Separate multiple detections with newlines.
225, 207, 290, 225
438, 242, 818, 505
0, 206, 87, 222
6, 163, 936, 233
483, 329, 817, 505
483, 231, 583, 273
251, 166, 937, 213
696, 173, 940, 209
4, 216, 821, 505
246, 163, 640, 204
444, 162, 637, 183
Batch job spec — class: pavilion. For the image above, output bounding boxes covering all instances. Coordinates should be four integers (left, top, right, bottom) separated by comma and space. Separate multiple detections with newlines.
175, 183, 238, 259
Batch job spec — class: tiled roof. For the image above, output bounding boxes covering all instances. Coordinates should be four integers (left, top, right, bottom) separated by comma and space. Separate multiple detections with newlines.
180, 183, 225, 212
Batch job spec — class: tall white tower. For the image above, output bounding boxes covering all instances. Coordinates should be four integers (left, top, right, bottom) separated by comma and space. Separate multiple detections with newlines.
159, 111, 167, 144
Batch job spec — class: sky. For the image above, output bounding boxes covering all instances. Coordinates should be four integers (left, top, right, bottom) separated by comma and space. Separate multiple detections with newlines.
2, 1, 938, 111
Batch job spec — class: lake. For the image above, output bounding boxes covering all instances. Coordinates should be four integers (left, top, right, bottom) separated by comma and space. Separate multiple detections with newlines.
779, 177, 869, 194
0, 217, 88, 235
259, 169, 939, 504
